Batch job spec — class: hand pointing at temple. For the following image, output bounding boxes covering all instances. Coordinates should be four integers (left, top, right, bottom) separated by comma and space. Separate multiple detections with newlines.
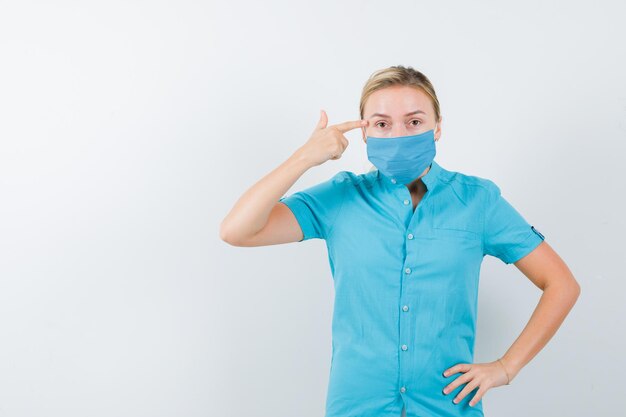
294, 110, 368, 168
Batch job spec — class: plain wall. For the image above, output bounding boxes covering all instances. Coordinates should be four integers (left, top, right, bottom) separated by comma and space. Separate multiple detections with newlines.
1, 0, 624, 416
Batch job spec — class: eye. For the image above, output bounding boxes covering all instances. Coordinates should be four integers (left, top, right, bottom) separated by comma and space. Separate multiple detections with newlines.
410, 119, 421, 126
375, 121, 387, 128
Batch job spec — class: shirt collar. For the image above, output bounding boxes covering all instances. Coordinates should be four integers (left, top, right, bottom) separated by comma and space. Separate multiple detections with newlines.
376, 159, 443, 193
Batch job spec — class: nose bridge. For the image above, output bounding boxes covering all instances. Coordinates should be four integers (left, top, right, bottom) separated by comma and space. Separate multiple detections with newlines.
392, 120, 409, 137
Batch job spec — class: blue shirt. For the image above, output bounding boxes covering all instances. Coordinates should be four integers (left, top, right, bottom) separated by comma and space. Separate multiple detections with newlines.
278, 159, 545, 417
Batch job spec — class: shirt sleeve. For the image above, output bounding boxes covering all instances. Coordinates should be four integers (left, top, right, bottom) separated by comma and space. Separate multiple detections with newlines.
278, 171, 350, 241
482, 181, 546, 264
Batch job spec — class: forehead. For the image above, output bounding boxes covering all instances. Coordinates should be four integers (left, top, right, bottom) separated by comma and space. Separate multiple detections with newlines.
364, 85, 433, 118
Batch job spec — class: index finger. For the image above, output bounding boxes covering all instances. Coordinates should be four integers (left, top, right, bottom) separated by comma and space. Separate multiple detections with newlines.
332, 119, 367, 133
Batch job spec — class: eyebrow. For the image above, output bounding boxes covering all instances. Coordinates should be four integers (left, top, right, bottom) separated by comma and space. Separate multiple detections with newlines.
369, 110, 426, 119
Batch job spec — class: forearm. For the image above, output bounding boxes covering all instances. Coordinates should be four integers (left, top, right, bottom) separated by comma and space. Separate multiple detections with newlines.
219, 149, 313, 243
500, 280, 580, 382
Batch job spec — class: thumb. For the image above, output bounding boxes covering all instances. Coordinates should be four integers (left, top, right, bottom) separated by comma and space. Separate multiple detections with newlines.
315, 109, 328, 130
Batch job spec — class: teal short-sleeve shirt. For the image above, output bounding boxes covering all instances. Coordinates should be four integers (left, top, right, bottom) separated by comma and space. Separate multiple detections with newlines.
278, 159, 545, 417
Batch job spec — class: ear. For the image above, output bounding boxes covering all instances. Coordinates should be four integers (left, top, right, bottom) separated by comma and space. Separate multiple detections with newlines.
435, 117, 442, 141
361, 127, 367, 143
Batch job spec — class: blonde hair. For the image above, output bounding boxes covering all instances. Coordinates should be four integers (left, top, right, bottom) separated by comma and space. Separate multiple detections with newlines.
359, 65, 441, 172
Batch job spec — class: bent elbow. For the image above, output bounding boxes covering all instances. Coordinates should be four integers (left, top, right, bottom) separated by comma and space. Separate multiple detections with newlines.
564, 279, 582, 306
219, 222, 240, 246
573, 281, 582, 300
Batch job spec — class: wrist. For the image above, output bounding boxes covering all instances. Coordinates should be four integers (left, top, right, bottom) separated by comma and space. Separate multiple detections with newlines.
502, 354, 523, 378
288, 148, 315, 171
497, 358, 512, 385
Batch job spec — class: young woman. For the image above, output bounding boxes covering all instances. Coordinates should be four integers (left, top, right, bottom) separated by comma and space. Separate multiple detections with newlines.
219, 65, 580, 417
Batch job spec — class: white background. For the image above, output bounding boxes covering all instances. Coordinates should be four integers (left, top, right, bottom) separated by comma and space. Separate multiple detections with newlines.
1, 1, 624, 416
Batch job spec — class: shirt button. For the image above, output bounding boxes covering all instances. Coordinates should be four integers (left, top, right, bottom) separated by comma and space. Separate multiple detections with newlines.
403, 199, 410, 205
400, 386, 406, 393
402, 305, 409, 312
404, 267, 411, 274
407, 233, 414, 239
391, 178, 397, 184
401, 344, 408, 351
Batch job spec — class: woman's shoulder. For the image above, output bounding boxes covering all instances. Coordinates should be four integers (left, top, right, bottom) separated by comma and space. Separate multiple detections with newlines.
441, 165, 498, 189
328, 169, 374, 187
438, 165, 501, 204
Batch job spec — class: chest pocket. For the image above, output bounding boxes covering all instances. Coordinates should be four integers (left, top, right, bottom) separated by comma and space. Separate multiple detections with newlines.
432, 228, 479, 241
430, 196, 482, 241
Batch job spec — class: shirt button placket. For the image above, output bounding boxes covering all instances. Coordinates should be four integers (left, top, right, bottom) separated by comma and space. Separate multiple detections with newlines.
399, 227, 414, 395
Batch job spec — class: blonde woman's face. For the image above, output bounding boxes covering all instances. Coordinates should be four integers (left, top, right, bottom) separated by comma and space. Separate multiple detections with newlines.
361, 85, 441, 142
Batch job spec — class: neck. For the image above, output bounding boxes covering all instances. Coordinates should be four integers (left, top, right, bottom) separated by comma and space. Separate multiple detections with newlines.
406, 165, 430, 195
407, 177, 427, 196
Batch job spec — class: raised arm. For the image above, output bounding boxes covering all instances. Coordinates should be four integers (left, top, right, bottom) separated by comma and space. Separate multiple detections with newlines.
219, 111, 367, 247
